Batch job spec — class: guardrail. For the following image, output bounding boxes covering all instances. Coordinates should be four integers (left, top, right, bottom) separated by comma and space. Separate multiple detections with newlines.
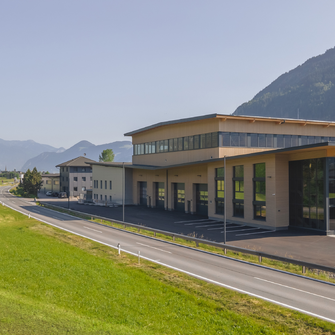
38, 201, 335, 276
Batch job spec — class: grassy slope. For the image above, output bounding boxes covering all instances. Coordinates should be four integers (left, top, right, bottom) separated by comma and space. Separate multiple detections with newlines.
0, 206, 334, 334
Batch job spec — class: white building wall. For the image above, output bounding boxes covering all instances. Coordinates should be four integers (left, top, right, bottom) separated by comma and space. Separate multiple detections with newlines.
92, 165, 133, 205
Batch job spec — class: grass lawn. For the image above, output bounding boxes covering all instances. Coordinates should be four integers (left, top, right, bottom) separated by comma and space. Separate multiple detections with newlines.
0, 178, 15, 187
0, 205, 334, 334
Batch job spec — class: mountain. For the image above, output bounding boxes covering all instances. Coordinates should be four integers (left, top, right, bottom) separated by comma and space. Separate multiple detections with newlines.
21, 140, 133, 172
0, 139, 64, 171
233, 47, 335, 120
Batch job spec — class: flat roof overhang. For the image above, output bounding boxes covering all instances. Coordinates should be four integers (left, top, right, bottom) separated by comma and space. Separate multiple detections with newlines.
87, 142, 335, 172
124, 113, 335, 137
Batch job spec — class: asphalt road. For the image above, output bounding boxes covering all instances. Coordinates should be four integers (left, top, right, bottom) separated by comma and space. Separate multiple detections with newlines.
1, 186, 335, 323
38, 194, 335, 268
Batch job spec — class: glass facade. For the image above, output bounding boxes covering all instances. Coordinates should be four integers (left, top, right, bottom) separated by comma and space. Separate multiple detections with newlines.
253, 163, 266, 220
156, 182, 165, 208
233, 165, 244, 217
215, 167, 224, 214
328, 158, 335, 230
133, 131, 335, 156
289, 158, 325, 230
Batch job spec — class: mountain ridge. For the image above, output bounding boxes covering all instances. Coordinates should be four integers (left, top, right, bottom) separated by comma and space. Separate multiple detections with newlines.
233, 47, 335, 120
21, 140, 133, 173
0, 139, 64, 171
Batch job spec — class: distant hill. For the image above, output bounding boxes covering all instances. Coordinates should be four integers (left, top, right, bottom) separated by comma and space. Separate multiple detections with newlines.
21, 140, 133, 173
0, 139, 64, 171
233, 47, 335, 120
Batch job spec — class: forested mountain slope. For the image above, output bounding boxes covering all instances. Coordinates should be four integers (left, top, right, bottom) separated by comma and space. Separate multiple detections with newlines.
233, 47, 335, 120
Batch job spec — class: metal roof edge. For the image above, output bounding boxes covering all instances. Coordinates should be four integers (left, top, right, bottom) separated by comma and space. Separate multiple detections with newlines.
124, 114, 219, 136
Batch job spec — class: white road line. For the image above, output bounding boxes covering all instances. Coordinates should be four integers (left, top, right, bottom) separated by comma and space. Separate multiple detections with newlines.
185, 221, 216, 226
195, 223, 225, 228
3, 197, 335, 323
174, 219, 210, 223
254, 277, 335, 302
236, 230, 275, 236
222, 228, 260, 233
207, 225, 245, 231
208, 225, 245, 231
136, 242, 172, 254
83, 226, 102, 233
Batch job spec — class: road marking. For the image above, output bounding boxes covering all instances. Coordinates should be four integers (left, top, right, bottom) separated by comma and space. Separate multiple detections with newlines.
195, 223, 225, 228
185, 221, 216, 226
254, 277, 335, 302
222, 228, 260, 233
209, 225, 245, 231
83, 226, 102, 233
174, 219, 210, 223
136, 242, 171, 254
3, 197, 335, 324
236, 230, 275, 236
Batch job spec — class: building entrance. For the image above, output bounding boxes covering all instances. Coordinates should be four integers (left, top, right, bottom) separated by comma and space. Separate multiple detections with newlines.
155, 182, 165, 209
196, 184, 208, 216
174, 183, 185, 212
139, 182, 147, 206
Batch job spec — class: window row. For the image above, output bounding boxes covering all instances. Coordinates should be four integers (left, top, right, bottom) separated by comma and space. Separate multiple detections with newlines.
93, 180, 112, 190
134, 132, 219, 155
73, 176, 90, 182
93, 194, 113, 201
60, 167, 92, 172
134, 131, 335, 155
215, 163, 266, 220
73, 186, 87, 192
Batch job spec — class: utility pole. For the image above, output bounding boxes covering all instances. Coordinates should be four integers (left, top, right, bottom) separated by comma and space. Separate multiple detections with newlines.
224, 155, 227, 244
122, 162, 125, 222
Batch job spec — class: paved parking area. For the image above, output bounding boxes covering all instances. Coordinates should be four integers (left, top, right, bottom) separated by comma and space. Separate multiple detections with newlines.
38, 194, 335, 267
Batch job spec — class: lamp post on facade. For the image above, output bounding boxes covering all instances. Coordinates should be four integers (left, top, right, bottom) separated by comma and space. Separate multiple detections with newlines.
224, 155, 227, 244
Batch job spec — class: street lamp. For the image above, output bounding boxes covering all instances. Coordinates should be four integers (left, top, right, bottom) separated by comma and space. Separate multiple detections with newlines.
224, 155, 227, 244
122, 162, 125, 222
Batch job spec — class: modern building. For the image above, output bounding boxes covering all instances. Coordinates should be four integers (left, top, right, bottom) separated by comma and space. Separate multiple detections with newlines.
41, 173, 60, 193
89, 114, 335, 235
56, 156, 95, 198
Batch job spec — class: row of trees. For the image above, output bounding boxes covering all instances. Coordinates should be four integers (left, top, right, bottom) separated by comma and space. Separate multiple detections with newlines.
0, 171, 19, 179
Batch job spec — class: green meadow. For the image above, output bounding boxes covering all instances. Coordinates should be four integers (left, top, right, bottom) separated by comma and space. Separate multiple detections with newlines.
0, 205, 334, 334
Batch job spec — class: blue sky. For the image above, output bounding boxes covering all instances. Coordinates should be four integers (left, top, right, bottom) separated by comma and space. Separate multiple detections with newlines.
1, 1, 335, 148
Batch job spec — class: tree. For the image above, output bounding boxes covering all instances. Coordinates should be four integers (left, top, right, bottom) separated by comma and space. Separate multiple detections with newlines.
99, 149, 114, 162
22, 167, 43, 196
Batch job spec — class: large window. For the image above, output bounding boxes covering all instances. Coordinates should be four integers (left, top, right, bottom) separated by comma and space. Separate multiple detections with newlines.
133, 131, 335, 156
233, 165, 244, 217
215, 167, 224, 214
289, 158, 325, 230
253, 163, 266, 220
